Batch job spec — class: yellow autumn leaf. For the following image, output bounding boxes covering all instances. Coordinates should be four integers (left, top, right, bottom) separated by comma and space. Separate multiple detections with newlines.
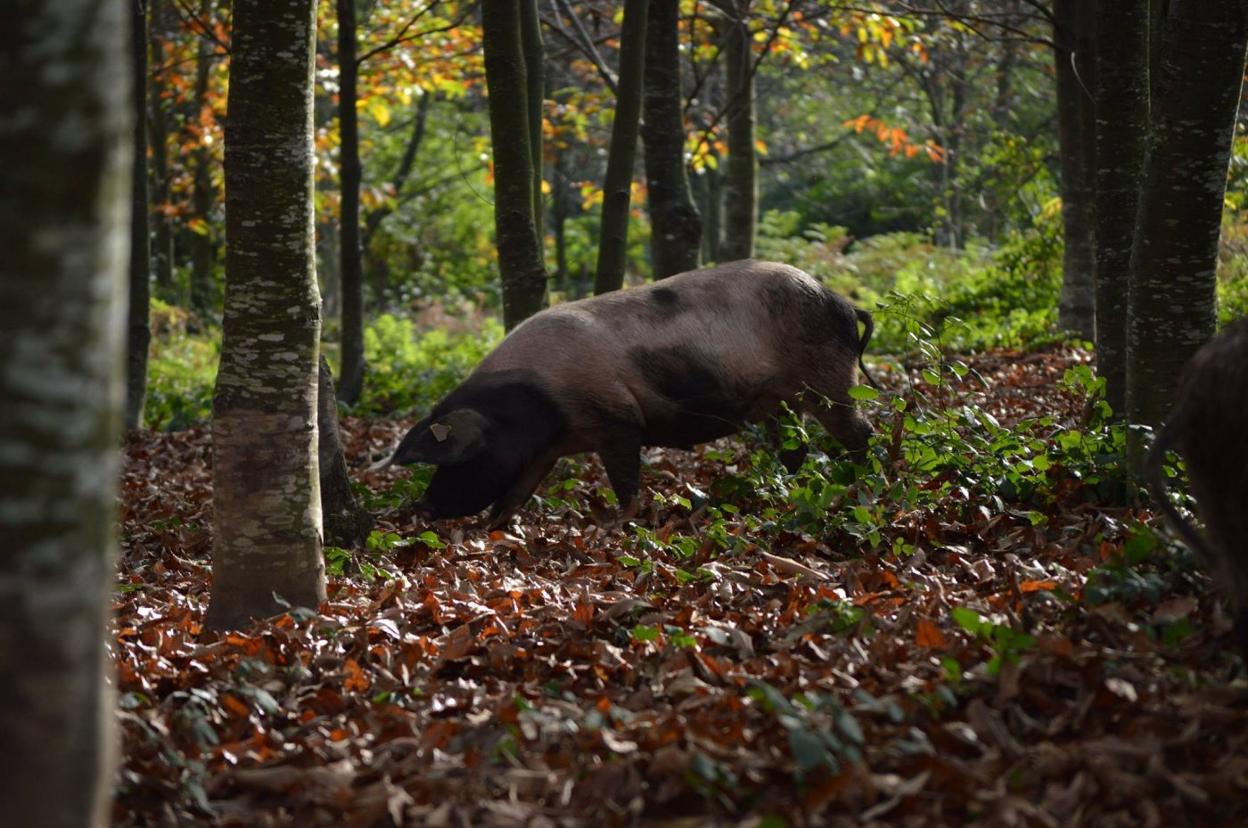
367, 98, 391, 127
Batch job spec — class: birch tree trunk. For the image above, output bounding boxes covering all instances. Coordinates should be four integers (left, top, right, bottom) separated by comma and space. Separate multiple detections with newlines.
206, 0, 326, 630
1093, 0, 1149, 415
1054, 0, 1097, 339
1127, 2, 1248, 451
482, 0, 548, 329
0, 2, 130, 824
127, 0, 152, 430
717, 1, 757, 261
594, 0, 648, 294
642, 0, 702, 279
336, 0, 366, 405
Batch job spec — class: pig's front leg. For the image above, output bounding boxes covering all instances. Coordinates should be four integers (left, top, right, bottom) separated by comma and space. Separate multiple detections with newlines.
484, 456, 557, 530
597, 429, 643, 524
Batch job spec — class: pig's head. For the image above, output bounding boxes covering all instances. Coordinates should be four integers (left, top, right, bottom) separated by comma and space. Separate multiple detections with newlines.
392, 409, 491, 467
387, 374, 568, 520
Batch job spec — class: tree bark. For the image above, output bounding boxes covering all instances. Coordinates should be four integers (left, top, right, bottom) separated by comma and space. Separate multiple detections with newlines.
149, 0, 176, 291
188, 0, 217, 315
318, 356, 373, 547
1093, 0, 1149, 416
207, 0, 326, 630
519, 0, 546, 247
482, 0, 548, 329
717, 1, 757, 261
337, 0, 366, 405
127, 0, 152, 431
642, 0, 701, 278
594, 0, 649, 294
1054, 0, 1097, 339
0, 3, 130, 824
1127, 3, 1248, 440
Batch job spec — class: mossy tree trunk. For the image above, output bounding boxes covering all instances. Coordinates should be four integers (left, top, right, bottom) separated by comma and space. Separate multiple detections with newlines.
1054, 0, 1097, 340
1127, 3, 1248, 450
1093, 0, 1149, 416
594, 0, 648, 295
336, 0, 366, 405
206, 0, 326, 630
482, 0, 548, 329
0, 2, 130, 823
642, 0, 702, 279
127, 0, 152, 431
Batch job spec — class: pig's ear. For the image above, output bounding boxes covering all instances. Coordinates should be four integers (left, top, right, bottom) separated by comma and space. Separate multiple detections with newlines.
421, 408, 490, 464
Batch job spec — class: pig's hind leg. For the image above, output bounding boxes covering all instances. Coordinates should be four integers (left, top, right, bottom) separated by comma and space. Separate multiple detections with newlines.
597, 429, 643, 523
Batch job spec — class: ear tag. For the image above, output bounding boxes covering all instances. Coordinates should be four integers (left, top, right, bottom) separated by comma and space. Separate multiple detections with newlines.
429, 422, 452, 442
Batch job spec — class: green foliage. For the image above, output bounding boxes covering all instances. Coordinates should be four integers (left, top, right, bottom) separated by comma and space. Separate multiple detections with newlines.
355, 312, 504, 415
144, 299, 219, 431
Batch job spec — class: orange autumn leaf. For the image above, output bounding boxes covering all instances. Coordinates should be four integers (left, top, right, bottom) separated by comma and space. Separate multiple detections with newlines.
916, 619, 948, 649
343, 658, 370, 693
573, 602, 595, 623
1019, 579, 1058, 593
222, 693, 251, 719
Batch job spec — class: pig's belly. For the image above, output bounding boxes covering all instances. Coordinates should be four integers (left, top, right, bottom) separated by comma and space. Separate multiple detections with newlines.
639, 394, 779, 449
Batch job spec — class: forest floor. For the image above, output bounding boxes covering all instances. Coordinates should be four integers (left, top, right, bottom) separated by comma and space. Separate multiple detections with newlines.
113, 346, 1248, 827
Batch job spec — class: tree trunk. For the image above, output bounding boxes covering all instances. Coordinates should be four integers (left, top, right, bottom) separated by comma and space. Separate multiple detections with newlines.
718, 2, 757, 261
1054, 0, 1097, 339
127, 0, 152, 431
642, 0, 702, 278
0, 3, 129, 824
149, 0, 176, 291
702, 161, 723, 262
337, 0, 366, 405
594, 0, 649, 294
552, 149, 570, 292
1127, 4, 1248, 441
1093, 0, 1149, 416
207, 0, 326, 630
482, 0, 548, 329
519, 0, 545, 248
189, 0, 217, 315
318, 356, 373, 548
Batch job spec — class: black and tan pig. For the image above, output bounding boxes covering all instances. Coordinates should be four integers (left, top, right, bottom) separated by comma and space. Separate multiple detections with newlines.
375, 260, 877, 527
1149, 317, 1248, 658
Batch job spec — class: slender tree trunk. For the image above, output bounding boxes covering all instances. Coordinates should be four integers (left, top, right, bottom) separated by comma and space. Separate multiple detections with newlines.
1094, 0, 1149, 416
189, 0, 217, 315
643, 0, 701, 278
127, 0, 152, 431
149, 0, 176, 291
207, 0, 326, 630
363, 91, 432, 247
553, 149, 570, 291
519, 0, 545, 249
594, 0, 648, 294
717, 2, 757, 261
1127, 4, 1248, 445
337, 0, 366, 405
1054, 0, 1097, 339
703, 161, 723, 262
318, 356, 373, 547
482, 0, 548, 329
0, 3, 130, 824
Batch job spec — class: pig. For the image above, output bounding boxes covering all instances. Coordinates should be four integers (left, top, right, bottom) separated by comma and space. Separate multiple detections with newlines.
1148, 317, 1248, 658
376, 260, 876, 528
